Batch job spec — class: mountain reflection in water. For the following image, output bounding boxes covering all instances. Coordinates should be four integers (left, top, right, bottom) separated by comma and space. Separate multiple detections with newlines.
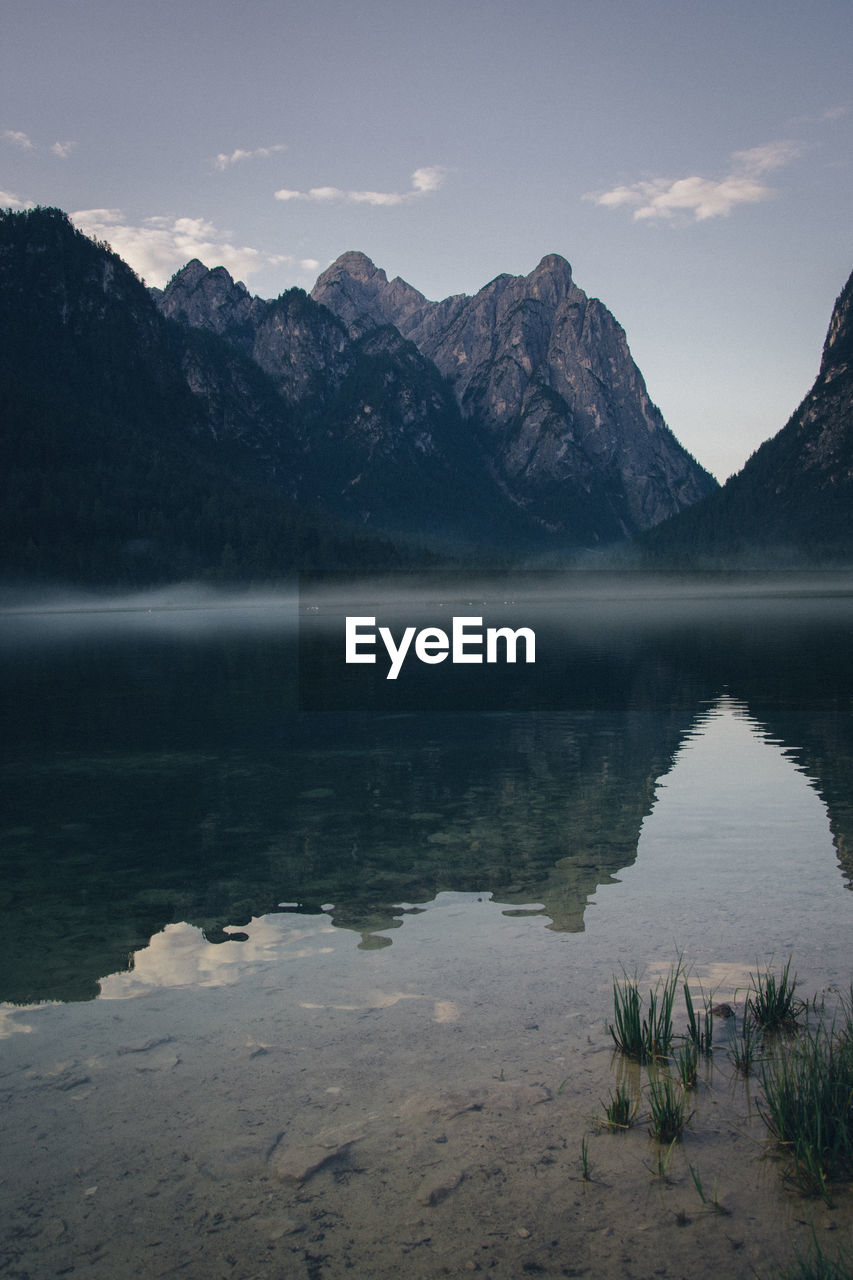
1, 574, 851, 1004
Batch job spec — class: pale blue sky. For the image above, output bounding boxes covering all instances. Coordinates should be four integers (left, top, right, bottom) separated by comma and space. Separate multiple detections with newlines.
2, 0, 850, 479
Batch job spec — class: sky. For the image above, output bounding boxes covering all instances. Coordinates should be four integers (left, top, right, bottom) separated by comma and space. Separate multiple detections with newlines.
1, 0, 851, 481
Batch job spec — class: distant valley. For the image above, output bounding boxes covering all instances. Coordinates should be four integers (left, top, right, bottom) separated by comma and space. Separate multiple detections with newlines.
638, 268, 853, 566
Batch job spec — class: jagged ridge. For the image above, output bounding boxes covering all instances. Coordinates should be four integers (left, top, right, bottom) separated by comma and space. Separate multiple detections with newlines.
312, 251, 718, 537
0, 207, 729, 582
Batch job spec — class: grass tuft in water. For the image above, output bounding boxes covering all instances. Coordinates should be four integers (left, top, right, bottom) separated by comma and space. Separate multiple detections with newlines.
601, 1082, 638, 1130
688, 1162, 729, 1214
748, 956, 805, 1031
675, 1040, 699, 1089
580, 1135, 591, 1181
609, 961, 682, 1063
728, 1014, 762, 1074
773, 1226, 853, 1279
648, 1135, 679, 1181
684, 980, 714, 1055
758, 999, 853, 1199
647, 1071, 692, 1143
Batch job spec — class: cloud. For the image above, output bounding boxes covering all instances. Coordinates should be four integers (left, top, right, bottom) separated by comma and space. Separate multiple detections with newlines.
0, 189, 35, 210
214, 144, 287, 171
586, 140, 802, 223
410, 165, 445, 194
730, 139, 801, 175
70, 208, 304, 288
274, 165, 446, 206
2, 129, 35, 151
792, 104, 848, 126
2, 129, 75, 158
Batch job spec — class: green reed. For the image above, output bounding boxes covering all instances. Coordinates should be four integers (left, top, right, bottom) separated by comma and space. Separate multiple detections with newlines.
747, 956, 805, 1031
609, 961, 682, 1063
647, 1071, 692, 1143
773, 1226, 853, 1279
688, 1162, 728, 1214
758, 998, 853, 1199
684, 980, 714, 1055
675, 1040, 699, 1089
728, 1014, 762, 1074
601, 1081, 638, 1130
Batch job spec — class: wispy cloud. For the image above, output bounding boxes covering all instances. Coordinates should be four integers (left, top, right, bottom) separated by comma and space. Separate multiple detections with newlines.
1, 188, 35, 210
274, 165, 446, 206
214, 143, 287, 171
70, 208, 315, 288
586, 140, 802, 223
792, 104, 849, 126
3, 128, 76, 158
2, 129, 35, 151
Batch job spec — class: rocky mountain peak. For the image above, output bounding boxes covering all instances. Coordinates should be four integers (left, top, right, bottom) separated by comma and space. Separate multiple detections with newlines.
820, 269, 853, 379
152, 235, 718, 544
312, 250, 429, 337
530, 253, 573, 286
168, 258, 211, 290
323, 250, 386, 284
310, 249, 717, 535
157, 259, 252, 335
523, 252, 579, 309
535, 252, 572, 274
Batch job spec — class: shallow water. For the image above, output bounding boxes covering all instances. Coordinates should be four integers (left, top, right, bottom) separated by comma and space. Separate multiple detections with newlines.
1, 574, 852, 1277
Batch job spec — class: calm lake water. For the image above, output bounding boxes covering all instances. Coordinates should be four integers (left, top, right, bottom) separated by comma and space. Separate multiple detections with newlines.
2, 572, 852, 1005
2, 573, 852, 1278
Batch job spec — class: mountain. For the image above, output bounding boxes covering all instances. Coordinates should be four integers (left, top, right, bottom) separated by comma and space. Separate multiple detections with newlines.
0, 207, 399, 583
0, 206, 719, 584
640, 269, 853, 565
155, 260, 535, 551
159, 251, 717, 550
311, 251, 717, 539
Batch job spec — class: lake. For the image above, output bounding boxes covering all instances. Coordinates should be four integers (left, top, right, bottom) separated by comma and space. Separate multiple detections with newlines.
1, 573, 852, 1278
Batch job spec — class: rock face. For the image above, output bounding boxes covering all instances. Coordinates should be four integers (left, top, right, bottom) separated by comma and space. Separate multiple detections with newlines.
790, 268, 853, 505
156, 260, 351, 406
156, 260, 525, 547
159, 249, 718, 547
312, 252, 717, 539
1, 207, 724, 580
642, 268, 853, 563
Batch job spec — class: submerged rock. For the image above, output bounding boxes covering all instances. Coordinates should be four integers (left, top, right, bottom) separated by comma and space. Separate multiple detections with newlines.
418, 1167, 466, 1206
268, 1119, 368, 1184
